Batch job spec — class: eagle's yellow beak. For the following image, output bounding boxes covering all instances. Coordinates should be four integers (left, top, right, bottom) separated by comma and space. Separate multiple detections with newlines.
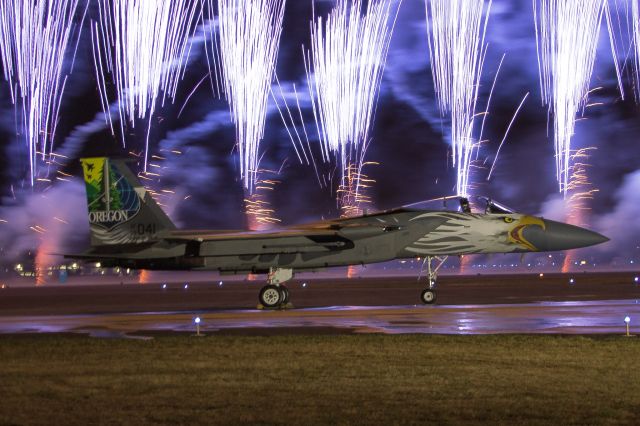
507, 215, 546, 251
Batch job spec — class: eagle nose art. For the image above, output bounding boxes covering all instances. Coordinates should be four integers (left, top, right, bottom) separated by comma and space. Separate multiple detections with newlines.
521, 219, 609, 251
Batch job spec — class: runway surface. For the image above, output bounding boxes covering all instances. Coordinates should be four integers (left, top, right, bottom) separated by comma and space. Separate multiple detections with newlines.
0, 272, 639, 336
0, 300, 638, 336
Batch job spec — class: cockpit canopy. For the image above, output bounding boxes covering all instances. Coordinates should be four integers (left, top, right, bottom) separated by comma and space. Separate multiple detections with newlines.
402, 195, 516, 214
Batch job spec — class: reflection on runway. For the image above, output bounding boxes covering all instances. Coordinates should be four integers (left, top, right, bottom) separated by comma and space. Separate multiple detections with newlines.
1, 299, 639, 336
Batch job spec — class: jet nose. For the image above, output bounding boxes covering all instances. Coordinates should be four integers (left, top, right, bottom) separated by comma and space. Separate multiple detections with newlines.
522, 219, 609, 251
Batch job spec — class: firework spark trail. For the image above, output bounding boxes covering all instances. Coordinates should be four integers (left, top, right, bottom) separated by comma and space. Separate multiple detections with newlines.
0, 1, 15, 103
561, 147, 599, 272
338, 162, 377, 218
245, 168, 282, 230
0, 0, 86, 185
631, 0, 640, 100
92, 0, 200, 170
205, 0, 286, 193
603, 0, 627, 100
534, 0, 605, 196
424, 0, 491, 198
305, 0, 399, 201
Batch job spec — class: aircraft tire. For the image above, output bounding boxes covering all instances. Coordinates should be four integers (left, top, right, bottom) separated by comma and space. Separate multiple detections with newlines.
279, 285, 290, 304
259, 285, 283, 308
421, 288, 437, 304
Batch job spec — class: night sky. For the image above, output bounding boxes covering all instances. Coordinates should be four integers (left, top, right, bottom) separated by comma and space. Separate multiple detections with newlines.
1, 0, 639, 268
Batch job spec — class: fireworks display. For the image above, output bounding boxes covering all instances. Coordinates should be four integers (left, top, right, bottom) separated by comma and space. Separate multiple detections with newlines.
91, 0, 200, 169
0, 0, 86, 185
533, 0, 605, 196
0, 0, 638, 281
305, 0, 399, 209
424, 0, 491, 197
208, 0, 286, 192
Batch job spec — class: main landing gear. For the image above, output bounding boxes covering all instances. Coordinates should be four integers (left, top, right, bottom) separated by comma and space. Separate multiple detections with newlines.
419, 256, 448, 304
258, 268, 293, 309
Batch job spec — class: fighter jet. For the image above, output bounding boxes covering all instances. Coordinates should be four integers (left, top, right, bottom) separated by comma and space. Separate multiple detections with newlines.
66, 157, 609, 307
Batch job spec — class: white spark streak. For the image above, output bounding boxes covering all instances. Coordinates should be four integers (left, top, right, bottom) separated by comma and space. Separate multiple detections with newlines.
534, 0, 605, 196
425, 0, 491, 197
0, 0, 86, 185
488, 92, 530, 179
305, 0, 399, 193
631, 0, 640, 101
92, 0, 200, 170
208, 0, 286, 192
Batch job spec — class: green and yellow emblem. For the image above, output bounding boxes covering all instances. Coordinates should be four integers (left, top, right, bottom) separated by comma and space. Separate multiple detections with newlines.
80, 157, 139, 229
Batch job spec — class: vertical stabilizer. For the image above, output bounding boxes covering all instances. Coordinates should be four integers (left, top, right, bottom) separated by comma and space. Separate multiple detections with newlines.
81, 157, 176, 246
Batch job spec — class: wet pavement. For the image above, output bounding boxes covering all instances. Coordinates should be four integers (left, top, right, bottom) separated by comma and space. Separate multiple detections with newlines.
1, 273, 639, 336
1, 299, 638, 336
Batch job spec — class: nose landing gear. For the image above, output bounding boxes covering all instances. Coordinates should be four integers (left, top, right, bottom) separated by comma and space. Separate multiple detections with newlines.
258, 267, 294, 309
419, 256, 448, 304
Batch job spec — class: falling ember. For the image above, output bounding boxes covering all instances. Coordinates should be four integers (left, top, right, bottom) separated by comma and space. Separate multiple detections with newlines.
91, 0, 200, 170
306, 0, 399, 202
244, 169, 282, 231
533, 0, 605, 196
338, 162, 377, 219
34, 227, 55, 287
244, 169, 282, 281
34, 249, 48, 286
0, 0, 87, 185
207, 0, 286, 192
424, 0, 491, 197
562, 148, 598, 273
342, 162, 376, 280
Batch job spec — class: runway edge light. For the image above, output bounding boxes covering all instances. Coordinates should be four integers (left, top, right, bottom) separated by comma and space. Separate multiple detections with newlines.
193, 316, 203, 337
624, 316, 633, 338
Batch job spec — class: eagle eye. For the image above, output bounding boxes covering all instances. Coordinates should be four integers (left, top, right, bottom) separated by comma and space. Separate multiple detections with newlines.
503, 217, 514, 223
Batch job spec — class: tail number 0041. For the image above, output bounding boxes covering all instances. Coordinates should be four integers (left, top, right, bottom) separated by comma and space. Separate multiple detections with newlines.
132, 224, 157, 236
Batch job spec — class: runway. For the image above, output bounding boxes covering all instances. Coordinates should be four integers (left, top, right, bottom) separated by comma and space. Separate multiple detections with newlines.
0, 299, 638, 336
1, 272, 639, 336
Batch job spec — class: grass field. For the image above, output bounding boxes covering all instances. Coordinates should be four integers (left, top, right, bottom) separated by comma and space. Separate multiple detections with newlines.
1, 334, 639, 425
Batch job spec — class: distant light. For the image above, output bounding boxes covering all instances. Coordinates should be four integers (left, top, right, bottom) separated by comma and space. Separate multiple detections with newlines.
162, 283, 167, 289
95, 262, 101, 268
195, 317, 201, 324
539, 273, 544, 278
184, 284, 189, 289
569, 278, 575, 284
625, 316, 631, 324
302, 282, 307, 288
218, 281, 223, 286
634, 277, 639, 283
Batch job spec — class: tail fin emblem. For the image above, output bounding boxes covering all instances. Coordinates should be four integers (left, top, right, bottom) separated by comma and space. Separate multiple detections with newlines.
81, 157, 140, 230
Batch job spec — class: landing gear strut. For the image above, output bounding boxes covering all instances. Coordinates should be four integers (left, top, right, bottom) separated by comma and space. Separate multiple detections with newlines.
419, 256, 448, 304
258, 268, 293, 308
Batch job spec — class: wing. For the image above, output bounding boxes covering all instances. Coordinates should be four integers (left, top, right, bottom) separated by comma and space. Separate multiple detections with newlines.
165, 228, 355, 256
